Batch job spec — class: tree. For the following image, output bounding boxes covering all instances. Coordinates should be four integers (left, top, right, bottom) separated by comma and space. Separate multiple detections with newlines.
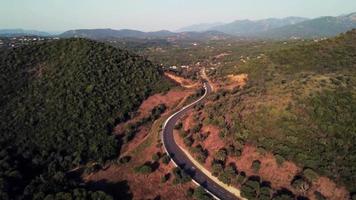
302, 169, 318, 183
252, 160, 261, 173
161, 154, 171, 165
134, 163, 153, 174
193, 187, 214, 200
291, 177, 310, 194
215, 148, 227, 163
152, 153, 160, 162
240, 180, 260, 199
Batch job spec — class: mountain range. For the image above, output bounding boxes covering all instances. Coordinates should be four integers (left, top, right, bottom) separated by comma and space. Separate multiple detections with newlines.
180, 12, 356, 39
0, 29, 52, 37
59, 29, 230, 40
1, 12, 356, 40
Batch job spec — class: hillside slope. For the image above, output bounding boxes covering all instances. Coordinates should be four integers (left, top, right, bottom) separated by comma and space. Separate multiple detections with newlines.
207, 30, 356, 197
0, 38, 171, 199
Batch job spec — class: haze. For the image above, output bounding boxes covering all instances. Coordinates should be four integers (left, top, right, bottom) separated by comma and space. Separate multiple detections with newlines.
1, 0, 356, 32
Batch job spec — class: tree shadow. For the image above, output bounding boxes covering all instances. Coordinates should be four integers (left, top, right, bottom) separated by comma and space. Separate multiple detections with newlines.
87, 179, 133, 200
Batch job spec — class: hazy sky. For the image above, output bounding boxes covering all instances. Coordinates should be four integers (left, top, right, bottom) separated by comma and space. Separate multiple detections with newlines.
1, 0, 356, 32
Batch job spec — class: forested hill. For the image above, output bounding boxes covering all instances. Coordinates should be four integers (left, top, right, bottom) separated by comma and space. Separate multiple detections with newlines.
0, 38, 171, 199
209, 29, 356, 196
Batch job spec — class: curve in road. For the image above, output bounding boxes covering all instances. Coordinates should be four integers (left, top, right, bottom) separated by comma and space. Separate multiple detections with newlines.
161, 82, 239, 200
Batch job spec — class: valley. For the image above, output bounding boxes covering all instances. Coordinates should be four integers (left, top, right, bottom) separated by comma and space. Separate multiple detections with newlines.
0, 10, 356, 200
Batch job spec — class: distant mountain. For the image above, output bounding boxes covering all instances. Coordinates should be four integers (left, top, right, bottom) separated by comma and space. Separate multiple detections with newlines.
256, 13, 356, 39
60, 28, 230, 40
0, 29, 51, 36
177, 22, 224, 32
208, 17, 308, 36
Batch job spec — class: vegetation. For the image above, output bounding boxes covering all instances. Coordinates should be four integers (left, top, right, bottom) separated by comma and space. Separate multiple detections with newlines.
193, 187, 214, 200
0, 38, 171, 199
205, 30, 356, 193
134, 163, 153, 174
172, 167, 191, 184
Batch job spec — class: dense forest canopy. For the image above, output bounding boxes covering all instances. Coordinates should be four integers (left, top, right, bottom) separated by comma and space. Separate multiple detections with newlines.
0, 38, 171, 199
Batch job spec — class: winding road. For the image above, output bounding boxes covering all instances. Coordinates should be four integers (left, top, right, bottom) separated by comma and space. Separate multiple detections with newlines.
161, 81, 238, 200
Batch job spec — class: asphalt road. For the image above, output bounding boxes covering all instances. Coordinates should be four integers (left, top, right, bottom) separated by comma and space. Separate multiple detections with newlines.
161, 82, 238, 200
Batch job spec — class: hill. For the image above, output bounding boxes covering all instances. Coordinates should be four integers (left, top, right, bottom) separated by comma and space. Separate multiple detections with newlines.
60, 28, 230, 40
0, 29, 52, 37
0, 38, 171, 199
258, 13, 356, 39
177, 22, 224, 32
209, 17, 307, 36
208, 29, 356, 196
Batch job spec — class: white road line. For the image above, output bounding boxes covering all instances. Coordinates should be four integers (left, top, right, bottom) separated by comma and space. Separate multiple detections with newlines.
160, 83, 221, 200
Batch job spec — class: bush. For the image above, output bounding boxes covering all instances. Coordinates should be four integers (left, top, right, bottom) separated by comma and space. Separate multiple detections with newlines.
134, 163, 152, 174
118, 156, 131, 164
161, 154, 171, 165
215, 148, 227, 163
240, 180, 260, 199
172, 167, 191, 184
184, 136, 194, 146
251, 160, 261, 173
291, 177, 310, 194
175, 122, 183, 130
211, 161, 224, 176
259, 186, 271, 200
161, 173, 170, 183
237, 172, 246, 184
152, 153, 160, 162
303, 168, 318, 182
186, 188, 194, 197
193, 187, 214, 200
275, 154, 285, 166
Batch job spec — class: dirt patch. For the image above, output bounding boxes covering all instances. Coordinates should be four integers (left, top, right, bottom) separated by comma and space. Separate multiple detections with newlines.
182, 112, 195, 133
115, 88, 192, 134
210, 74, 248, 91
229, 145, 299, 189
165, 72, 199, 88
225, 74, 248, 90
309, 177, 349, 200
225, 144, 349, 200
201, 125, 225, 169
85, 155, 194, 200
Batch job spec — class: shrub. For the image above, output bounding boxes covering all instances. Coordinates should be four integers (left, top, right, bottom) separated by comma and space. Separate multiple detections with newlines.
193, 187, 214, 200
152, 153, 160, 162
251, 160, 261, 173
303, 168, 318, 182
215, 148, 227, 163
161, 173, 170, 183
237, 172, 246, 184
134, 163, 152, 174
174, 122, 183, 130
184, 136, 194, 146
291, 177, 310, 194
172, 167, 191, 184
211, 161, 224, 176
118, 156, 131, 164
275, 154, 285, 166
186, 188, 194, 197
240, 180, 260, 199
259, 186, 271, 200
161, 154, 171, 165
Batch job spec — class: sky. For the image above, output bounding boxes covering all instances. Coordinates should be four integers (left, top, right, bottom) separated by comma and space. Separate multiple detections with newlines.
1, 0, 356, 32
